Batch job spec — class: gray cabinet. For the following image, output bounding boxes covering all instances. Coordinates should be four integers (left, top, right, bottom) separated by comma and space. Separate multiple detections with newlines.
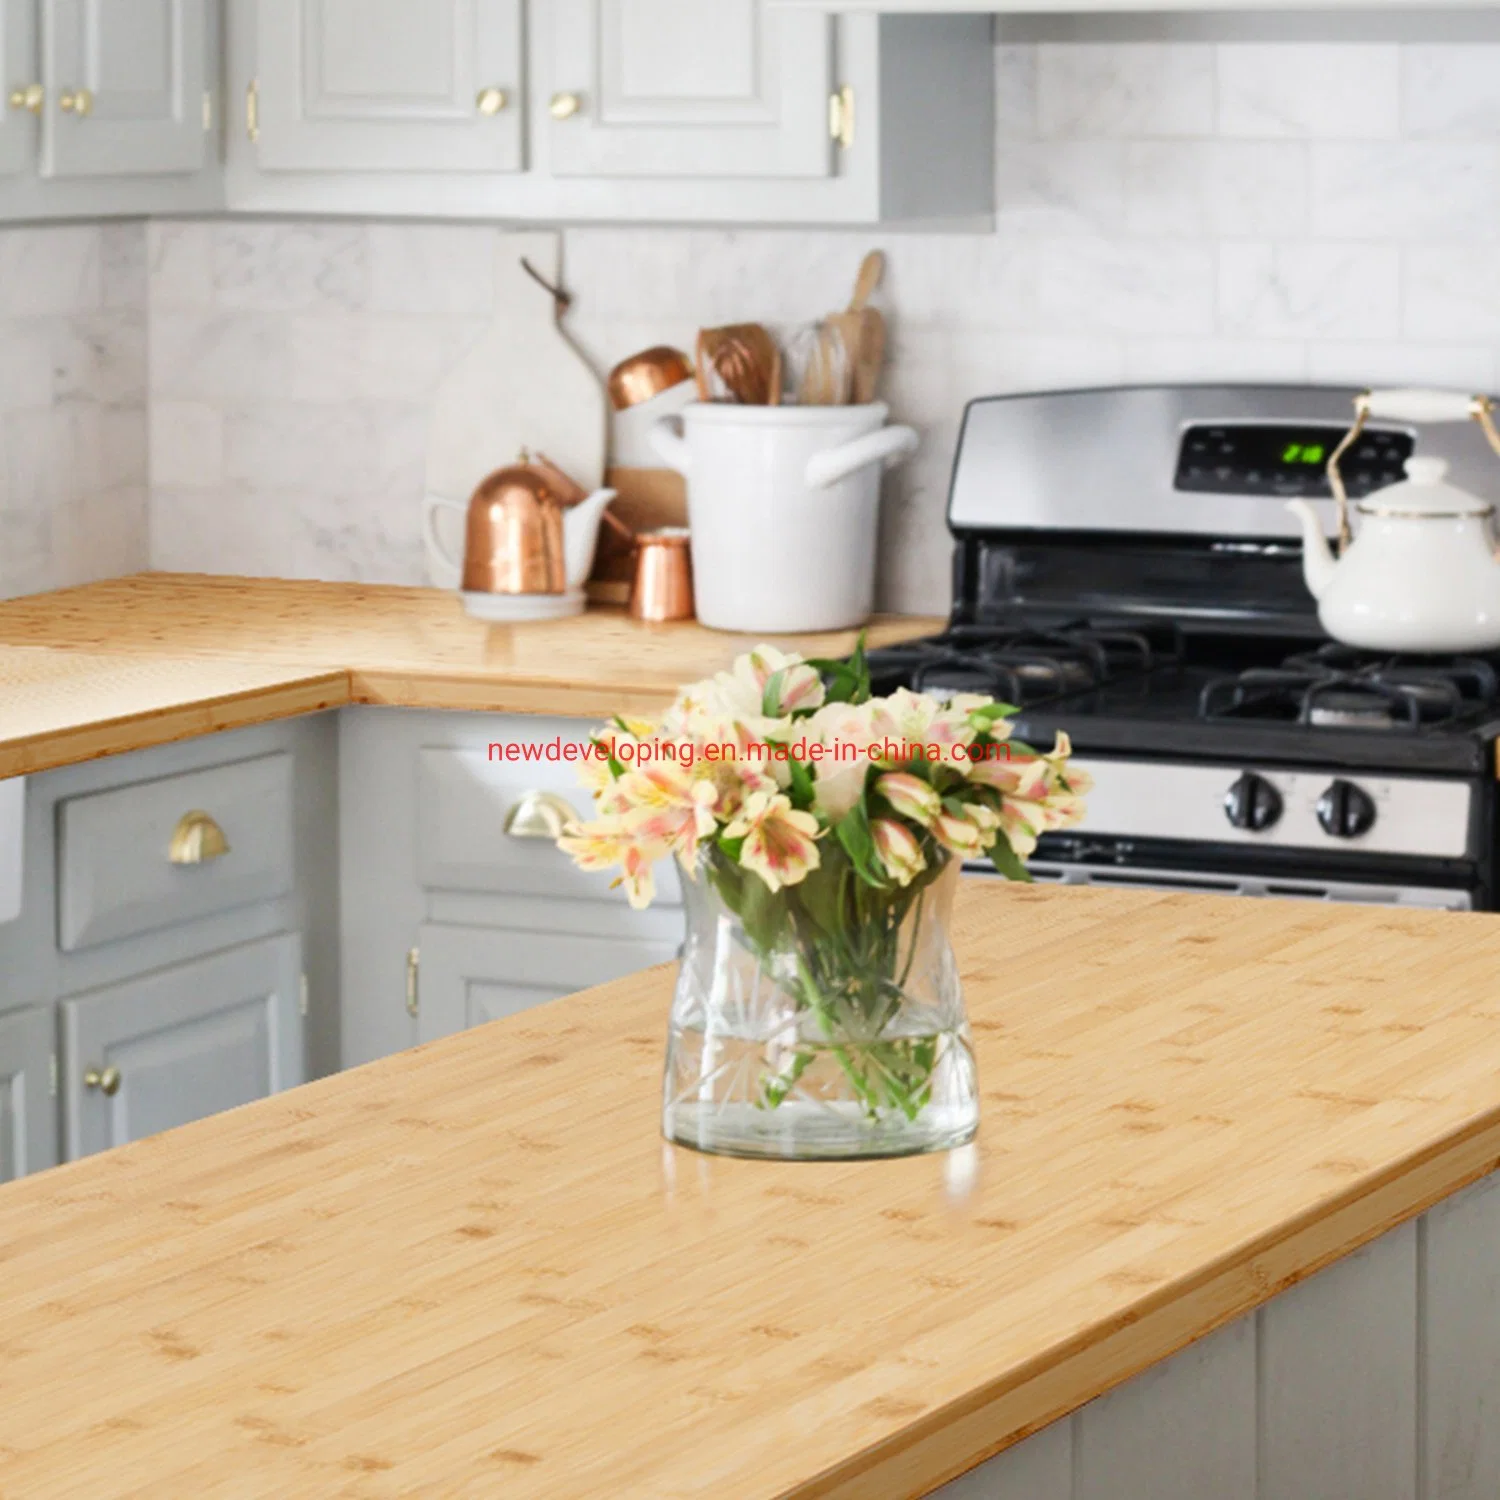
253, 0, 523, 173
0, 1006, 56, 1181
545, 0, 832, 179
61, 932, 304, 1158
416, 921, 677, 1043
40, 0, 209, 177
0, 0, 36, 176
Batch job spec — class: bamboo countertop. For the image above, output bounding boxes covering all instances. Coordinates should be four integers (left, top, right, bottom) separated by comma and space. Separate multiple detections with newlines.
4, 883, 1500, 1498
0, 574, 939, 777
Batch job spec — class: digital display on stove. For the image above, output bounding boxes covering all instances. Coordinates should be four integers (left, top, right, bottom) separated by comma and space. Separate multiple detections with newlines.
1174, 422, 1415, 498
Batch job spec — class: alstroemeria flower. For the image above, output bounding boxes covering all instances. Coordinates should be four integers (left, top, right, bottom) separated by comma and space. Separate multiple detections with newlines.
932, 810, 987, 858
876, 771, 942, 827
615, 764, 719, 865
724, 790, 822, 893
557, 817, 660, 909
872, 818, 926, 887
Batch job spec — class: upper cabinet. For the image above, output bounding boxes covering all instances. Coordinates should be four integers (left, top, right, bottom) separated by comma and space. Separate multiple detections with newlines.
254, 0, 522, 173
0, 0, 36, 176
0, 0, 221, 219
545, 0, 832, 180
227, 2, 995, 225
40, 0, 208, 177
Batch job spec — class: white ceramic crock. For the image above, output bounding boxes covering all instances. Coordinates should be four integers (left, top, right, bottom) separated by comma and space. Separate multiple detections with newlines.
648, 402, 919, 633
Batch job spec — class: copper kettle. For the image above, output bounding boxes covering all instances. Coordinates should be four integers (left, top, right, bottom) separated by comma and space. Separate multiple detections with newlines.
462, 464, 567, 594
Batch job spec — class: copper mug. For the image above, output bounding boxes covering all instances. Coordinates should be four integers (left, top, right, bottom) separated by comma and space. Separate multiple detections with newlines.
630, 528, 694, 622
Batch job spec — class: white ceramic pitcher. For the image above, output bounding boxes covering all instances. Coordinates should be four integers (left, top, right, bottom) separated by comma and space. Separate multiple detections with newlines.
648, 402, 919, 633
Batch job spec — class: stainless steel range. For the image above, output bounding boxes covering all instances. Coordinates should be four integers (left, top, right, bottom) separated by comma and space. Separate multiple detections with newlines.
868, 384, 1500, 911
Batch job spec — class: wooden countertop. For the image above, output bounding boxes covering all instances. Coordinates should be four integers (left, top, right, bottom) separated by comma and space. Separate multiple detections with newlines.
4, 883, 1500, 1498
0, 574, 939, 777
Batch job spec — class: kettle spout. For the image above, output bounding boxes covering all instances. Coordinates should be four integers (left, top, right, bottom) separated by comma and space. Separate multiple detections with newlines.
1285, 499, 1338, 601
562, 487, 619, 592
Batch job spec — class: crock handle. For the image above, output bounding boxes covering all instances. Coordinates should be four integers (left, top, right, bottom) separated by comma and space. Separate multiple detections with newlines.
805, 424, 919, 490
423, 494, 467, 577
648, 415, 692, 476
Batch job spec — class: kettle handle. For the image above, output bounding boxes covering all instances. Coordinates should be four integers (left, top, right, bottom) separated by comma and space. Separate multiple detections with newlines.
423, 494, 467, 581
805, 424, 919, 490
1329, 390, 1500, 553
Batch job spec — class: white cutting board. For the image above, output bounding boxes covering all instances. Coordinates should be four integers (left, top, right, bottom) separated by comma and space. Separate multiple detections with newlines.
424, 231, 607, 589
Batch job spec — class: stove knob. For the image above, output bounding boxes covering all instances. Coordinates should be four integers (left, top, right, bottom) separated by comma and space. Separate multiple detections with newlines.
1224, 771, 1282, 832
1316, 779, 1377, 839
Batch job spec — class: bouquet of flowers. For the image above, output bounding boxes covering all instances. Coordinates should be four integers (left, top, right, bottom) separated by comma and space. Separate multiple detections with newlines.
558, 639, 1090, 1150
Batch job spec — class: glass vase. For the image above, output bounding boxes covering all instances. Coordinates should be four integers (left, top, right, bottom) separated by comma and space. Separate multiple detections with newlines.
662, 855, 978, 1160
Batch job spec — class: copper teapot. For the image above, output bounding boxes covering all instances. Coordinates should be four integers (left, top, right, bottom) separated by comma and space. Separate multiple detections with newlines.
424, 456, 618, 596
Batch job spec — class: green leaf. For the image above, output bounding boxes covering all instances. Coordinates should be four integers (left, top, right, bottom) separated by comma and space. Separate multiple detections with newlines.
785, 751, 816, 811
988, 831, 1033, 883
967, 701, 1019, 724
808, 630, 871, 707
834, 798, 886, 889
590, 735, 625, 779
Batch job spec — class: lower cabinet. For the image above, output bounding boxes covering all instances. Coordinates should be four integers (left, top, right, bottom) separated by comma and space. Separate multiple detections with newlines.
416, 923, 678, 1044
0, 1007, 57, 1182
60, 934, 305, 1159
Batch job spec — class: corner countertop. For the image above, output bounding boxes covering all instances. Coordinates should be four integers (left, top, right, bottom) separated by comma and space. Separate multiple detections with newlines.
4, 882, 1500, 1497
0, 574, 940, 777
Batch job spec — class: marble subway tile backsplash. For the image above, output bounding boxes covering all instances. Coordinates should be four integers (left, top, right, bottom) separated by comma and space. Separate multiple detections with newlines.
12, 39, 1500, 613
0, 223, 148, 600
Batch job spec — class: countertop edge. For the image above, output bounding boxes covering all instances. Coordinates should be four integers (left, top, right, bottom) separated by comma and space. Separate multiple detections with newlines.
802, 1106, 1500, 1499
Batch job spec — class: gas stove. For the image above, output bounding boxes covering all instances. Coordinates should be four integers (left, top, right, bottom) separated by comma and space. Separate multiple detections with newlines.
869, 384, 1500, 911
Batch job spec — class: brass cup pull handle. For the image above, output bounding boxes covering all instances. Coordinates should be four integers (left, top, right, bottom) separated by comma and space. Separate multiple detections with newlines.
549, 91, 582, 120
84, 1065, 121, 1097
476, 86, 508, 115
169, 810, 230, 865
504, 790, 579, 841
59, 87, 93, 115
7, 84, 43, 114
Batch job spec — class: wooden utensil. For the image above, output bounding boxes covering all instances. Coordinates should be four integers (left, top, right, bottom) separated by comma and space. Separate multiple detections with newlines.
787, 320, 850, 406
695, 323, 782, 405
828, 251, 886, 405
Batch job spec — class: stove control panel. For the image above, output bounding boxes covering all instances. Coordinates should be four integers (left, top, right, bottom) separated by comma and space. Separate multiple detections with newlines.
1174, 422, 1415, 499
1316, 779, 1378, 839
1072, 758, 1470, 860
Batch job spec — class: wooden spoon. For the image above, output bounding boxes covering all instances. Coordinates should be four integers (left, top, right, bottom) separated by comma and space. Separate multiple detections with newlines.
695, 323, 781, 405
828, 251, 886, 405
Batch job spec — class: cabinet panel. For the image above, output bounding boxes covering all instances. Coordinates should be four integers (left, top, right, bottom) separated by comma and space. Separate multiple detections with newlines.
57, 752, 295, 952
0, 0, 36, 177
547, 0, 832, 178
417, 922, 677, 1042
256, 0, 522, 172
40, 0, 207, 177
0, 1007, 56, 1182
61, 934, 304, 1159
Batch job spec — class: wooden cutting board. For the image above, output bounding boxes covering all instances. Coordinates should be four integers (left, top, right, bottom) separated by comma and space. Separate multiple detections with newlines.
424, 231, 608, 588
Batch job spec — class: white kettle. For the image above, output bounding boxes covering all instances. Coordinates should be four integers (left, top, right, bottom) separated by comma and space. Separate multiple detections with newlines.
1286, 388, 1500, 654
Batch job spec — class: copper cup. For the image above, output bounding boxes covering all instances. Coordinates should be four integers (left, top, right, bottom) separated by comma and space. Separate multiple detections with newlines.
629, 528, 694, 622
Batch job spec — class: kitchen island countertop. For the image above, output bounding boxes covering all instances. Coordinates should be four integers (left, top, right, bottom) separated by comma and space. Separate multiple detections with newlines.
0, 573, 939, 776
4, 882, 1500, 1497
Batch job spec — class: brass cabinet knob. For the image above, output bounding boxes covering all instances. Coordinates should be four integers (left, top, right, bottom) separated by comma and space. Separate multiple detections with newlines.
7, 83, 43, 114
504, 790, 579, 840
59, 87, 93, 116
169, 810, 230, 865
84, 1065, 121, 1097
549, 91, 582, 120
476, 86, 508, 116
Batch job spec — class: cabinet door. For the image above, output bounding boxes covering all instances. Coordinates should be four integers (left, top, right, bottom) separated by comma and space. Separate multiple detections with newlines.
39, 0, 207, 178
417, 922, 677, 1043
0, 0, 36, 177
547, 0, 832, 179
61, 934, 304, 1159
255, 0, 522, 172
0, 1008, 57, 1183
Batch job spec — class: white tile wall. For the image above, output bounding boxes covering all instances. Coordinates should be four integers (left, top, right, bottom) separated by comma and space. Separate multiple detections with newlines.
11, 40, 1500, 613
0, 223, 148, 600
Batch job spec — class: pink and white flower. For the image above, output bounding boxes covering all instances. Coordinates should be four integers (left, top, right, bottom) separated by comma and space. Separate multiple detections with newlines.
875, 771, 942, 827
724, 790, 822, 893
871, 818, 926, 887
